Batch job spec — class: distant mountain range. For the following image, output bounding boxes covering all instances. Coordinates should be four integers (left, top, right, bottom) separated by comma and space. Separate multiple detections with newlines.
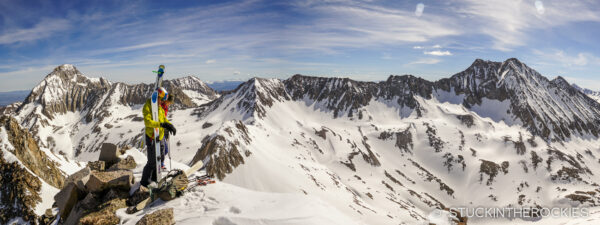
205, 80, 244, 92
0, 81, 242, 107
0, 90, 29, 106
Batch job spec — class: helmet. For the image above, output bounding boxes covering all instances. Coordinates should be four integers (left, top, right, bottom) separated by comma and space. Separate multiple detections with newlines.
157, 87, 169, 101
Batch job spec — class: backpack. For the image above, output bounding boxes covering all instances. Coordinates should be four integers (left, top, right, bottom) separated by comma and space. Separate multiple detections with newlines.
155, 169, 188, 201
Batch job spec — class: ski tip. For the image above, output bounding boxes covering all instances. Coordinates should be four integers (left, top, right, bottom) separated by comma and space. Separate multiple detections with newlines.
151, 91, 158, 102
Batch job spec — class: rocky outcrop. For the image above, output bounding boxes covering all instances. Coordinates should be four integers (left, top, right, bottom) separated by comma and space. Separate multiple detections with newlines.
135, 208, 175, 225
378, 128, 413, 153
0, 116, 65, 188
53, 147, 138, 224
0, 115, 66, 224
191, 121, 252, 180
192, 135, 245, 180
479, 159, 509, 185
0, 101, 22, 115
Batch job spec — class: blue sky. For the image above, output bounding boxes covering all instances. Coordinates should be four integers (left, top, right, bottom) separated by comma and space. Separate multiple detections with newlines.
1, 0, 600, 91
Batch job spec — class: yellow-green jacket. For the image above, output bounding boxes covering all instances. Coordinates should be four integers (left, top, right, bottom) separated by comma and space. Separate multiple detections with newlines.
143, 99, 171, 140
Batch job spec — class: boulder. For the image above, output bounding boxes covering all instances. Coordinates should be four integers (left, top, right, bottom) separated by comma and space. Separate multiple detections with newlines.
65, 167, 91, 191
99, 143, 120, 167
85, 170, 134, 193
64, 200, 85, 225
79, 193, 100, 211
103, 188, 129, 202
54, 182, 81, 219
107, 155, 137, 171
87, 161, 105, 171
127, 186, 149, 207
136, 208, 174, 225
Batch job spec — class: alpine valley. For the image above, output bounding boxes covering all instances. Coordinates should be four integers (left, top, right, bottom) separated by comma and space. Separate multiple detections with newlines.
3, 58, 600, 225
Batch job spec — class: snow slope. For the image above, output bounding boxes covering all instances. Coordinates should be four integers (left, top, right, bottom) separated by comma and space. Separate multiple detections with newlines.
116, 148, 358, 225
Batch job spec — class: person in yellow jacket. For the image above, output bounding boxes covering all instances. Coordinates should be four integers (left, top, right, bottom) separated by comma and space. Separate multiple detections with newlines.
140, 87, 177, 187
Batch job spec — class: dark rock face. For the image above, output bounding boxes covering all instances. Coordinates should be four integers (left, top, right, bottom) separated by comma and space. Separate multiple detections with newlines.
378, 128, 413, 153
285, 75, 379, 118
284, 74, 433, 118
0, 150, 42, 225
479, 159, 509, 185
0, 116, 65, 188
193, 135, 245, 180
191, 121, 251, 180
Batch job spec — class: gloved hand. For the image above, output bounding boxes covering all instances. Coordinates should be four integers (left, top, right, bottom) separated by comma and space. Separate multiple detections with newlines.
160, 123, 177, 136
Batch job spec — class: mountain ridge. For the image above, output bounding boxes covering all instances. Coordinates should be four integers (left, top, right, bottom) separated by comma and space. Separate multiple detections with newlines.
6, 59, 600, 224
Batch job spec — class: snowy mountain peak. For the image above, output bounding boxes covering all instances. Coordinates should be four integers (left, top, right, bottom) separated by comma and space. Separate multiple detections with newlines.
55, 64, 77, 72
234, 77, 289, 118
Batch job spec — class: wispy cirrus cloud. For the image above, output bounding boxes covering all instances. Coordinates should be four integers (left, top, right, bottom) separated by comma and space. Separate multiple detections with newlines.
532, 49, 600, 67
455, 0, 600, 51
0, 18, 70, 45
282, 1, 461, 52
407, 58, 441, 65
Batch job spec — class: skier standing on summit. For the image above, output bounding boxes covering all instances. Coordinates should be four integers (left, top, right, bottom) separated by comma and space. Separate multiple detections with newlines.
160, 94, 175, 169
141, 87, 177, 188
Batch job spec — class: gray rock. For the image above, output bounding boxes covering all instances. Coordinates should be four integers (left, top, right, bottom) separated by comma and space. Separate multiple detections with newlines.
99, 143, 120, 167
85, 170, 134, 193
79, 193, 99, 211
63, 200, 85, 225
65, 167, 91, 191
53, 182, 81, 220
107, 155, 137, 171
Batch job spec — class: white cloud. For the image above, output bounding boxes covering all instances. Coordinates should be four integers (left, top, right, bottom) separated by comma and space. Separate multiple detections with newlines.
533, 49, 600, 67
92, 41, 173, 55
205, 59, 216, 64
407, 58, 441, 65
432, 44, 442, 48
284, 1, 461, 52
535, 0, 545, 14
424, 50, 452, 56
456, 0, 600, 51
0, 18, 70, 45
413, 46, 424, 49
233, 71, 241, 75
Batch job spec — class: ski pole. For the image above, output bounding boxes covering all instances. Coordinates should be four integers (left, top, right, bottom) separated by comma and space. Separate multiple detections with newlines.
168, 137, 172, 171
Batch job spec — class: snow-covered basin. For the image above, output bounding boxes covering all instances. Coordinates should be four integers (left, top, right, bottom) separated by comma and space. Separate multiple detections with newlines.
117, 149, 358, 225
